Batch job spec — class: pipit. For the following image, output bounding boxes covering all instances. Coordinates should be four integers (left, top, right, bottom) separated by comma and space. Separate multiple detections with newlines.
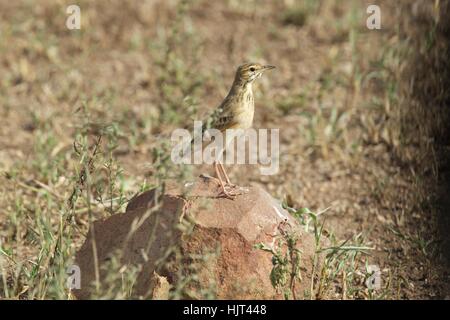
197, 62, 275, 199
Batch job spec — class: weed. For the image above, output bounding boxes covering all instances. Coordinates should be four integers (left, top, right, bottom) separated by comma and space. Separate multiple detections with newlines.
257, 205, 377, 300
255, 220, 302, 300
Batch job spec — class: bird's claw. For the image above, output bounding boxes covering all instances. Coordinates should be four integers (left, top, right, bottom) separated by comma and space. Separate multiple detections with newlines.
218, 190, 237, 200
218, 184, 249, 199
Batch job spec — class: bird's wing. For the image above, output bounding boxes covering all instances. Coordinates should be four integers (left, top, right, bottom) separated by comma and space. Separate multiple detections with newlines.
212, 112, 238, 131
189, 96, 237, 146
206, 97, 239, 132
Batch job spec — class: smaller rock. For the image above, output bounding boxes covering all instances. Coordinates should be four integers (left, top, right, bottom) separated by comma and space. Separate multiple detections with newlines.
149, 272, 170, 300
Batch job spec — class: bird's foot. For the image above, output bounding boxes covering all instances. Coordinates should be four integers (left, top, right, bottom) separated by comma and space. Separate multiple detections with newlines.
225, 183, 249, 193
218, 188, 237, 200
200, 173, 248, 199
218, 184, 248, 199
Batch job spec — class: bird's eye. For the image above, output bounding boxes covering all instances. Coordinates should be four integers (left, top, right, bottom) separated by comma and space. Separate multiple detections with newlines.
249, 67, 255, 72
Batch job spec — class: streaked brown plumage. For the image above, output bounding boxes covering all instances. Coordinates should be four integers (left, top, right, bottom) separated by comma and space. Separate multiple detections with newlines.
201, 62, 275, 199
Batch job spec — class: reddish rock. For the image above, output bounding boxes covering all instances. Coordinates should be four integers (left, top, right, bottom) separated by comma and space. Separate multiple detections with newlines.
73, 176, 318, 299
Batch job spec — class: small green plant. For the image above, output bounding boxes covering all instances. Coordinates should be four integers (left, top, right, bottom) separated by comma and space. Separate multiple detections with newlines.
255, 220, 302, 300
257, 204, 375, 300
305, 210, 373, 299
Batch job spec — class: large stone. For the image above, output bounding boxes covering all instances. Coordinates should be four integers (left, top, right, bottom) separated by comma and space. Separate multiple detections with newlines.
72, 176, 318, 299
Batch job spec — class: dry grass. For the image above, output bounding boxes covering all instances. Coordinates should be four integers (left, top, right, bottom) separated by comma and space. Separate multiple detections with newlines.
0, 0, 448, 299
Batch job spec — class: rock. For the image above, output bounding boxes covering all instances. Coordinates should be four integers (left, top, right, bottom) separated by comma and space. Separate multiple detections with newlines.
149, 272, 170, 300
72, 176, 319, 299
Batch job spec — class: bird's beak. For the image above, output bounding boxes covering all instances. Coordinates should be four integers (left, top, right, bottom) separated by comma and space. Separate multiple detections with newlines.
262, 65, 276, 71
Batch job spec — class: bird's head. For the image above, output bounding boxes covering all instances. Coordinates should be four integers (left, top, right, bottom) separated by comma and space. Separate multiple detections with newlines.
235, 62, 275, 84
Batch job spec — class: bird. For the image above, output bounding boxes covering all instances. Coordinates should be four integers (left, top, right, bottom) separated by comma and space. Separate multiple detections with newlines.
194, 62, 275, 199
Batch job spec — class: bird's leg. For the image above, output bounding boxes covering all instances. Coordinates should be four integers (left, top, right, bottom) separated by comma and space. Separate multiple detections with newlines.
217, 162, 242, 192
214, 161, 236, 199
217, 161, 248, 197
218, 162, 232, 185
